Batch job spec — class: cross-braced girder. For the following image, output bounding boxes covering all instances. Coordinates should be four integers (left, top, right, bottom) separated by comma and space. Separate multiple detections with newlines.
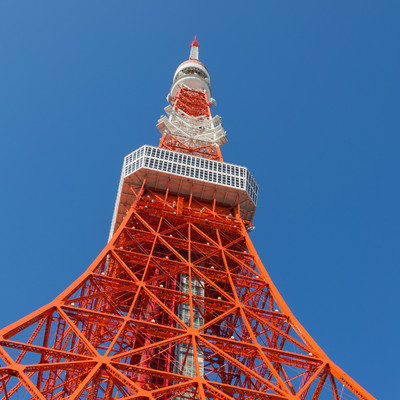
0, 188, 376, 400
0, 37, 376, 400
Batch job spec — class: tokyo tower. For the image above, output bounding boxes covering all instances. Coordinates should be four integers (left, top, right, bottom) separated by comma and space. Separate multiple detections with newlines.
0, 38, 376, 400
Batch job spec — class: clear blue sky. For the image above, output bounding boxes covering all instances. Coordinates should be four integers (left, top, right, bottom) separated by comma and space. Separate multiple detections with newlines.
0, 2, 398, 398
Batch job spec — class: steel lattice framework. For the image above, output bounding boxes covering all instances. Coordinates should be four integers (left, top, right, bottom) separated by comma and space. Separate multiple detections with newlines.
0, 38, 376, 400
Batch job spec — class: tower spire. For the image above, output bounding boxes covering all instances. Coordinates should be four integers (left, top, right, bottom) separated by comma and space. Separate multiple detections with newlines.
157, 38, 226, 161
189, 35, 199, 60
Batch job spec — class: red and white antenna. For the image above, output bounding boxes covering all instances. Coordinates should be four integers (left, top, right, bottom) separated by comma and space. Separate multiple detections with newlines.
189, 35, 199, 60
169, 36, 211, 101
158, 36, 227, 161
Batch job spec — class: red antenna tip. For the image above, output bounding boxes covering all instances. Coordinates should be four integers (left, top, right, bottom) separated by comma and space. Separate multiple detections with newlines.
191, 35, 199, 47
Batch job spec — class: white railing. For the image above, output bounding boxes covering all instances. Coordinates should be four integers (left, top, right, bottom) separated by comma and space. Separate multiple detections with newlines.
124, 145, 258, 205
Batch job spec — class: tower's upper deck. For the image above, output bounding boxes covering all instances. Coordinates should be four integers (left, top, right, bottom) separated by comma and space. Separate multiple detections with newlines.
109, 38, 258, 240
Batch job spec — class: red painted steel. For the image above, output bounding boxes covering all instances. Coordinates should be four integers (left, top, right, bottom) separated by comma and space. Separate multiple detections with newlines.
173, 87, 211, 118
0, 42, 376, 400
159, 86, 222, 161
191, 36, 199, 49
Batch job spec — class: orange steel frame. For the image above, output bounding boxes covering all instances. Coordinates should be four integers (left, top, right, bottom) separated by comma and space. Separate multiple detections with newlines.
0, 58, 376, 399
0, 182, 376, 400
173, 87, 211, 118
158, 86, 222, 162
158, 134, 222, 162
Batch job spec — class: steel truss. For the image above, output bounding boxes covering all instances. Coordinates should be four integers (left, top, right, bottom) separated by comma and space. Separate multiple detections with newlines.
158, 86, 225, 161
0, 38, 376, 400
0, 185, 376, 400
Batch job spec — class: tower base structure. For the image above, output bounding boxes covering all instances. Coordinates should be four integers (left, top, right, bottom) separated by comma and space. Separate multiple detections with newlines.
0, 184, 375, 400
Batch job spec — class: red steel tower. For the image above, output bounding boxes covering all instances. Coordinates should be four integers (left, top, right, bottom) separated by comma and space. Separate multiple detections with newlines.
0, 38, 376, 400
